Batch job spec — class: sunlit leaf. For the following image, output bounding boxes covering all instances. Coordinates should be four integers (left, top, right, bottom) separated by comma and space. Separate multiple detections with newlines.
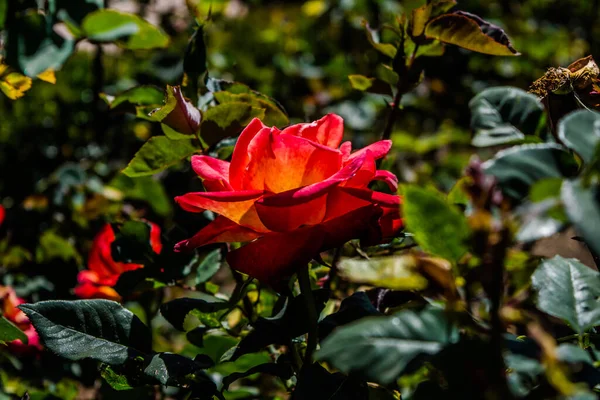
200, 102, 265, 146
348, 74, 392, 96
214, 90, 289, 128
425, 12, 519, 56
108, 174, 172, 216
0, 316, 28, 345
338, 255, 428, 290
362, 21, 397, 58
122, 136, 199, 177
104, 85, 164, 109
411, 1, 457, 37
532, 256, 600, 334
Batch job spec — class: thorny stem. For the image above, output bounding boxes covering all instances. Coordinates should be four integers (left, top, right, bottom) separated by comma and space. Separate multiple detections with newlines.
298, 264, 318, 364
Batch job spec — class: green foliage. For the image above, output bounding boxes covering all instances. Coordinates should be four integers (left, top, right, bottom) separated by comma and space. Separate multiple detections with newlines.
317, 307, 459, 385
0, 316, 27, 345
532, 256, 600, 334
402, 185, 470, 264
558, 110, 600, 164
122, 137, 198, 177
562, 179, 600, 257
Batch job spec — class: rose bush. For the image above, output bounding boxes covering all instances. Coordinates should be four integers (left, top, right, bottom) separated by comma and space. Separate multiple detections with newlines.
0, 286, 41, 351
175, 114, 402, 286
74, 222, 162, 300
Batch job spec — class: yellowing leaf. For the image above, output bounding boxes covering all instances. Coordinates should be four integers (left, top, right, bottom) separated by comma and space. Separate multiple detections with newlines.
0, 71, 32, 99
338, 255, 429, 290
425, 13, 519, 56
37, 69, 56, 84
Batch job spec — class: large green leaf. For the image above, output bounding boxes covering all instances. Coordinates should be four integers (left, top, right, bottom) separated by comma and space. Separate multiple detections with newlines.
469, 87, 544, 147
425, 12, 518, 56
0, 316, 27, 345
214, 90, 289, 128
102, 85, 164, 110
558, 110, 600, 165
160, 295, 230, 332
200, 102, 265, 146
108, 174, 172, 216
19, 300, 152, 364
531, 256, 600, 334
122, 136, 199, 177
143, 353, 213, 386
402, 185, 470, 264
316, 307, 458, 385
54, 0, 104, 35
81, 10, 169, 50
6, 11, 74, 76
483, 143, 578, 201
562, 179, 600, 257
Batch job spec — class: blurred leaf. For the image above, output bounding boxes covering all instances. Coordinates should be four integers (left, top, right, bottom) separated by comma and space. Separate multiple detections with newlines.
160, 295, 230, 331
362, 22, 396, 58
183, 24, 207, 101
425, 12, 518, 56
195, 249, 222, 285
111, 221, 155, 264
338, 255, 428, 290
19, 300, 152, 364
402, 185, 470, 263
6, 11, 74, 76
0, 0, 7, 30
348, 75, 392, 96
562, 179, 600, 257
103, 85, 164, 109
143, 352, 214, 386
529, 178, 563, 203
316, 307, 458, 385
483, 143, 578, 201
55, 0, 104, 35
149, 85, 201, 136
411, 1, 457, 37
214, 91, 288, 128
35, 231, 81, 264
318, 291, 381, 340
201, 102, 265, 147
558, 110, 600, 164
292, 363, 369, 399
516, 200, 564, 243
469, 87, 544, 147
0, 316, 28, 345
122, 136, 198, 177
532, 256, 600, 334
108, 174, 172, 216
82, 10, 169, 50
0, 69, 32, 100
447, 177, 471, 207
222, 362, 293, 391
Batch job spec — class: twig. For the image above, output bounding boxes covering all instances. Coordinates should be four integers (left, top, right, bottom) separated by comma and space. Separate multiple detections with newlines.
298, 264, 318, 363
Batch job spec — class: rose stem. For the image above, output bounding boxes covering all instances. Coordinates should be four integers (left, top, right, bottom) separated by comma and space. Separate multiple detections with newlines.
298, 264, 318, 364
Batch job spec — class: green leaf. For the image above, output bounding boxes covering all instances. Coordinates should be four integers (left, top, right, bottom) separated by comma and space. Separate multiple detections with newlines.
318, 291, 381, 340
558, 110, 600, 165
200, 102, 265, 147
149, 85, 201, 136
348, 75, 392, 96
122, 136, 199, 177
6, 11, 75, 76
562, 179, 600, 257
82, 10, 169, 49
213, 89, 289, 128
195, 249, 222, 285
108, 174, 172, 216
402, 185, 470, 263
160, 295, 230, 332
338, 256, 428, 290
410, 1, 457, 37
425, 12, 519, 56
0, 316, 28, 345
531, 255, 600, 334
316, 307, 458, 385
100, 365, 135, 391
54, 0, 103, 35
103, 85, 164, 109
143, 353, 213, 386
19, 300, 152, 364
483, 143, 578, 201
362, 22, 397, 58
469, 87, 544, 147
222, 362, 293, 391
0, 0, 7, 30
183, 25, 207, 101
35, 231, 81, 264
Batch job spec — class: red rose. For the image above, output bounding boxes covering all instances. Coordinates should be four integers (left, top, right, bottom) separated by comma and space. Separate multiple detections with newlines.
0, 285, 41, 351
75, 222, 162, 301
175, 114, 402, 287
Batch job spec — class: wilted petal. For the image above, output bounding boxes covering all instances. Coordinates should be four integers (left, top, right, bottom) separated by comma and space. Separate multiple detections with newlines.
174, 216, 262, 252
191, 155, 233, 191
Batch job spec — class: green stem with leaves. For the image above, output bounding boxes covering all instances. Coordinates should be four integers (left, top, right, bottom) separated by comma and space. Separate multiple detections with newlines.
298, 264, 318, 364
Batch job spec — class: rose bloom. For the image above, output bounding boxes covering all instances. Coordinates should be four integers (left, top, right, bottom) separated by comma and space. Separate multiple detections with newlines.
175, 114, 402, 287
75, 222, 162, 301
0, 285, 41, 351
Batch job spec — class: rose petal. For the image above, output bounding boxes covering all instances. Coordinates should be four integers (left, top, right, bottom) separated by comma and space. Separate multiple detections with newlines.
341, 150, 376, 189
346, 140, 392, 163
74, 282, 121, 301
323, 187, 373, 221
254, 154, 368, 231
320, 205, 384, 249
226, 227, 326, 288
174, 216, 262, 252
229, 119, 269, 189
336, 187, 401, 208
191, 155, 233, 191
149, 222, 163, 254
175, 190, 268, 232
373, 170, 399, 191
340, 141, 352, 160
281, 114, 344, 148
88, 224, 144, 281
243, 130, 342, 192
